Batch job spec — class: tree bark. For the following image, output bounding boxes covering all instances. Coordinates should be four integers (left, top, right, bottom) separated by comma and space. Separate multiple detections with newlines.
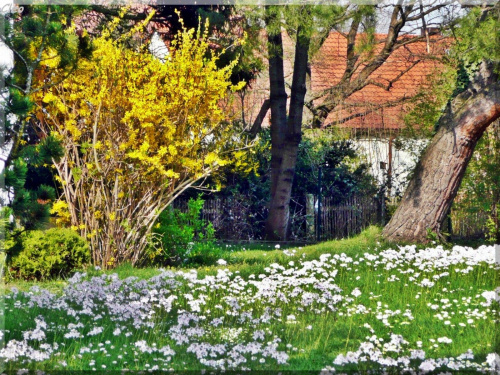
261, 3, 451, 241
265, 9, 311, 240
383, 61, 500, 243
247, 98, 270, 137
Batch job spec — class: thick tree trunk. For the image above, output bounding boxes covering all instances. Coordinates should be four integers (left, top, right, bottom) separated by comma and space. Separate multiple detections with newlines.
383, 61, 500, 243
265, 9, 288, 241
265, 15, 311, 240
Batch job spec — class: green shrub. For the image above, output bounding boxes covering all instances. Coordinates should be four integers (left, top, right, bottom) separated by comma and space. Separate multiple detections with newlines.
186, 129, 378, 240
146, 196, 217, 266
184, 242, 227, 267
9, 228, 90, 281
452, 122, 499, 243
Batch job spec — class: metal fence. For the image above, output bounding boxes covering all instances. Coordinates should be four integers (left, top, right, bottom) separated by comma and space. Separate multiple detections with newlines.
173, 195, 492, 242
449, 209, 489, 240
316, 195, 381, 241
173, 194, 382, 242
172, 196, 268, 241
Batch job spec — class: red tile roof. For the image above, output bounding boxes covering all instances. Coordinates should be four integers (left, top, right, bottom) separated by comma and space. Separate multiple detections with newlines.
312, 32, 448, 130
239, 31, 450, 132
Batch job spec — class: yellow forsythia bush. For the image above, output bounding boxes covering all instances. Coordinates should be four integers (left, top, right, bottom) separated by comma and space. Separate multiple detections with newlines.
33, 12, 245, 268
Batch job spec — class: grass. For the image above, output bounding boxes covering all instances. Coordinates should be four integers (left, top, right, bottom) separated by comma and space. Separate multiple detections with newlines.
2, 226, 499, 374
4, 226, 384, 293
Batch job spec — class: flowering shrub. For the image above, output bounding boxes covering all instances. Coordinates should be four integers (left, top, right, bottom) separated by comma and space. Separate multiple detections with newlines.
32, 13, 245, 268
2, 243, 498, 373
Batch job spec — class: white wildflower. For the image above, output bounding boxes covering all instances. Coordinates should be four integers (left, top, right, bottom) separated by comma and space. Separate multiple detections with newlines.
216, 259, 227, 266
419, 359, 436, 372
351, 288, 362, 298
437, 337, 452, 344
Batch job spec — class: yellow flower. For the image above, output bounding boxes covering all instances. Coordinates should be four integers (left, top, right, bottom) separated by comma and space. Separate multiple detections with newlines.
31, 12, 245, 266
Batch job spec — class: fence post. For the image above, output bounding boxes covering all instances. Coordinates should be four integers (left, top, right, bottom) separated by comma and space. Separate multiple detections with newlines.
306, 194, 315, 239
446, 206, 453, 240
379, 186, 386, 226
317, 166, 322, 242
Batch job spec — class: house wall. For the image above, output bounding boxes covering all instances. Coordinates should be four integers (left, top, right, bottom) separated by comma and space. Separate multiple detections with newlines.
354, 137, 428, 197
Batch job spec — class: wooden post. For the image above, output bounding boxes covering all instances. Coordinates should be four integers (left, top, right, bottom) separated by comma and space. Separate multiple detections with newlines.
317, 166, 322, 242
306, 194, 315, 239
387, 136, 393, 197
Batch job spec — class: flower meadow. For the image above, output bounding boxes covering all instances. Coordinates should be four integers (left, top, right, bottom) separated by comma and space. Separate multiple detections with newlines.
2, 241, 499, 374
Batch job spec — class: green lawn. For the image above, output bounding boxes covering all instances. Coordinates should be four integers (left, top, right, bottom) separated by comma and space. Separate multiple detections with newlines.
2, 227, 499, 373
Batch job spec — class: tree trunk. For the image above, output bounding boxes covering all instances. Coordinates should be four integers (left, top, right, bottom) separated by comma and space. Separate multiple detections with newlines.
383, 61, 500, 243
265, 12, 311, 240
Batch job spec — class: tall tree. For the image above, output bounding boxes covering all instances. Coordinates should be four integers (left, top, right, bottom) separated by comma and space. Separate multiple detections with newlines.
383, 4, 500, 243
383, 61, 499, 242
257, 2, 452, 240
265, 6, 306, 240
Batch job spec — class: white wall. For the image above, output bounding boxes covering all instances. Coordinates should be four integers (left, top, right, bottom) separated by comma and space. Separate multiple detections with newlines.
354, 138, 428, 197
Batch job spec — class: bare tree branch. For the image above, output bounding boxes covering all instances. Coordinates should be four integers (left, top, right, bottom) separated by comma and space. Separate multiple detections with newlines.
324, 95, 412, 128
366, 59, 421, 91
406, 3, 453, 22
247, 98, 270, 137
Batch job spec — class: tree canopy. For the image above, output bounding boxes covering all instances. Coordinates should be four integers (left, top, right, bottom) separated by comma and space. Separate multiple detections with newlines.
383, 3, 500, 243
